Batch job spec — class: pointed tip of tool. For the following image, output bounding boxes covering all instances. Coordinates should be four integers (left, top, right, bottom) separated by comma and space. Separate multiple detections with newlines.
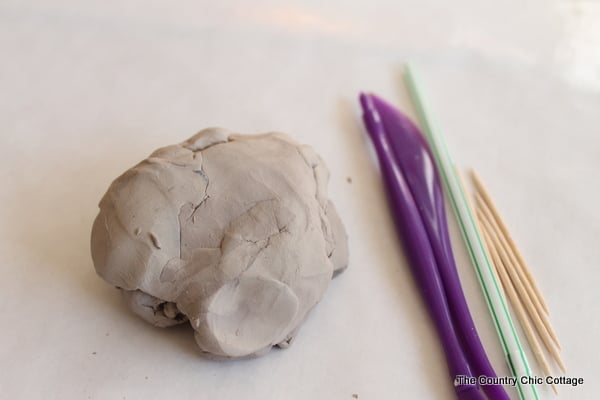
359, 92, 393, 114
359, 92, 392, 121
359, 92, 371, 112
360, 92, 387, 112
360, 92, 395, 116
363, 92, 425, 142
358, 92, 384, 141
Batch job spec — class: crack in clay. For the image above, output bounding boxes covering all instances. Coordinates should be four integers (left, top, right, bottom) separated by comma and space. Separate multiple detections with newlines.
190, 196, 210, 224
295, 146, 324, 212
238, 236, 271, 275
292, 148, 321, 233
190, 139, 230, 151
296, 147, 334, 263
139, 299, 185, 321
190, 164, 211, 223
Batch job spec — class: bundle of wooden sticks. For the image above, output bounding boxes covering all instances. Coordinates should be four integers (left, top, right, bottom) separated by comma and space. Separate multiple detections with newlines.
461, 170, 565, 394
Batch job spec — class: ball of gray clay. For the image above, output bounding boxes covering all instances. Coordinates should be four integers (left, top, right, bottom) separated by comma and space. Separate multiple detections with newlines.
91, 128, 348, 359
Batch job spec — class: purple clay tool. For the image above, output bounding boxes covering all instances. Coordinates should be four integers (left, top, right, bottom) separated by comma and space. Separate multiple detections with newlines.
364, 93, 510, 400
359, 93, 484, 400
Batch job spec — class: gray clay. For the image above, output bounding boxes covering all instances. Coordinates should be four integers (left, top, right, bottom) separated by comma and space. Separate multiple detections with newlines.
91, 128, 348, 359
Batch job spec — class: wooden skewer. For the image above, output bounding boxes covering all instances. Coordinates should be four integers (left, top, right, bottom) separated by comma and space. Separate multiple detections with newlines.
478, 209, 566, 373
469, 170, 550, 314
478, 225, 558, 394
475, 193, 561, 351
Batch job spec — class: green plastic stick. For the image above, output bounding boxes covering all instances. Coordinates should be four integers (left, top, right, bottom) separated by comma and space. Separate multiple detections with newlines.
404, 64, 539, 400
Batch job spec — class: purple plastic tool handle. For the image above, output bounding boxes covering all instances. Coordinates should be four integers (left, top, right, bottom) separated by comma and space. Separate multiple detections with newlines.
367, 94, 510, 400
360, 94, 483, 400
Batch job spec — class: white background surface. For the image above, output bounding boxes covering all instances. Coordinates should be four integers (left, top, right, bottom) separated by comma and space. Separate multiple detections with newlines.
1, 1, 598, 399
